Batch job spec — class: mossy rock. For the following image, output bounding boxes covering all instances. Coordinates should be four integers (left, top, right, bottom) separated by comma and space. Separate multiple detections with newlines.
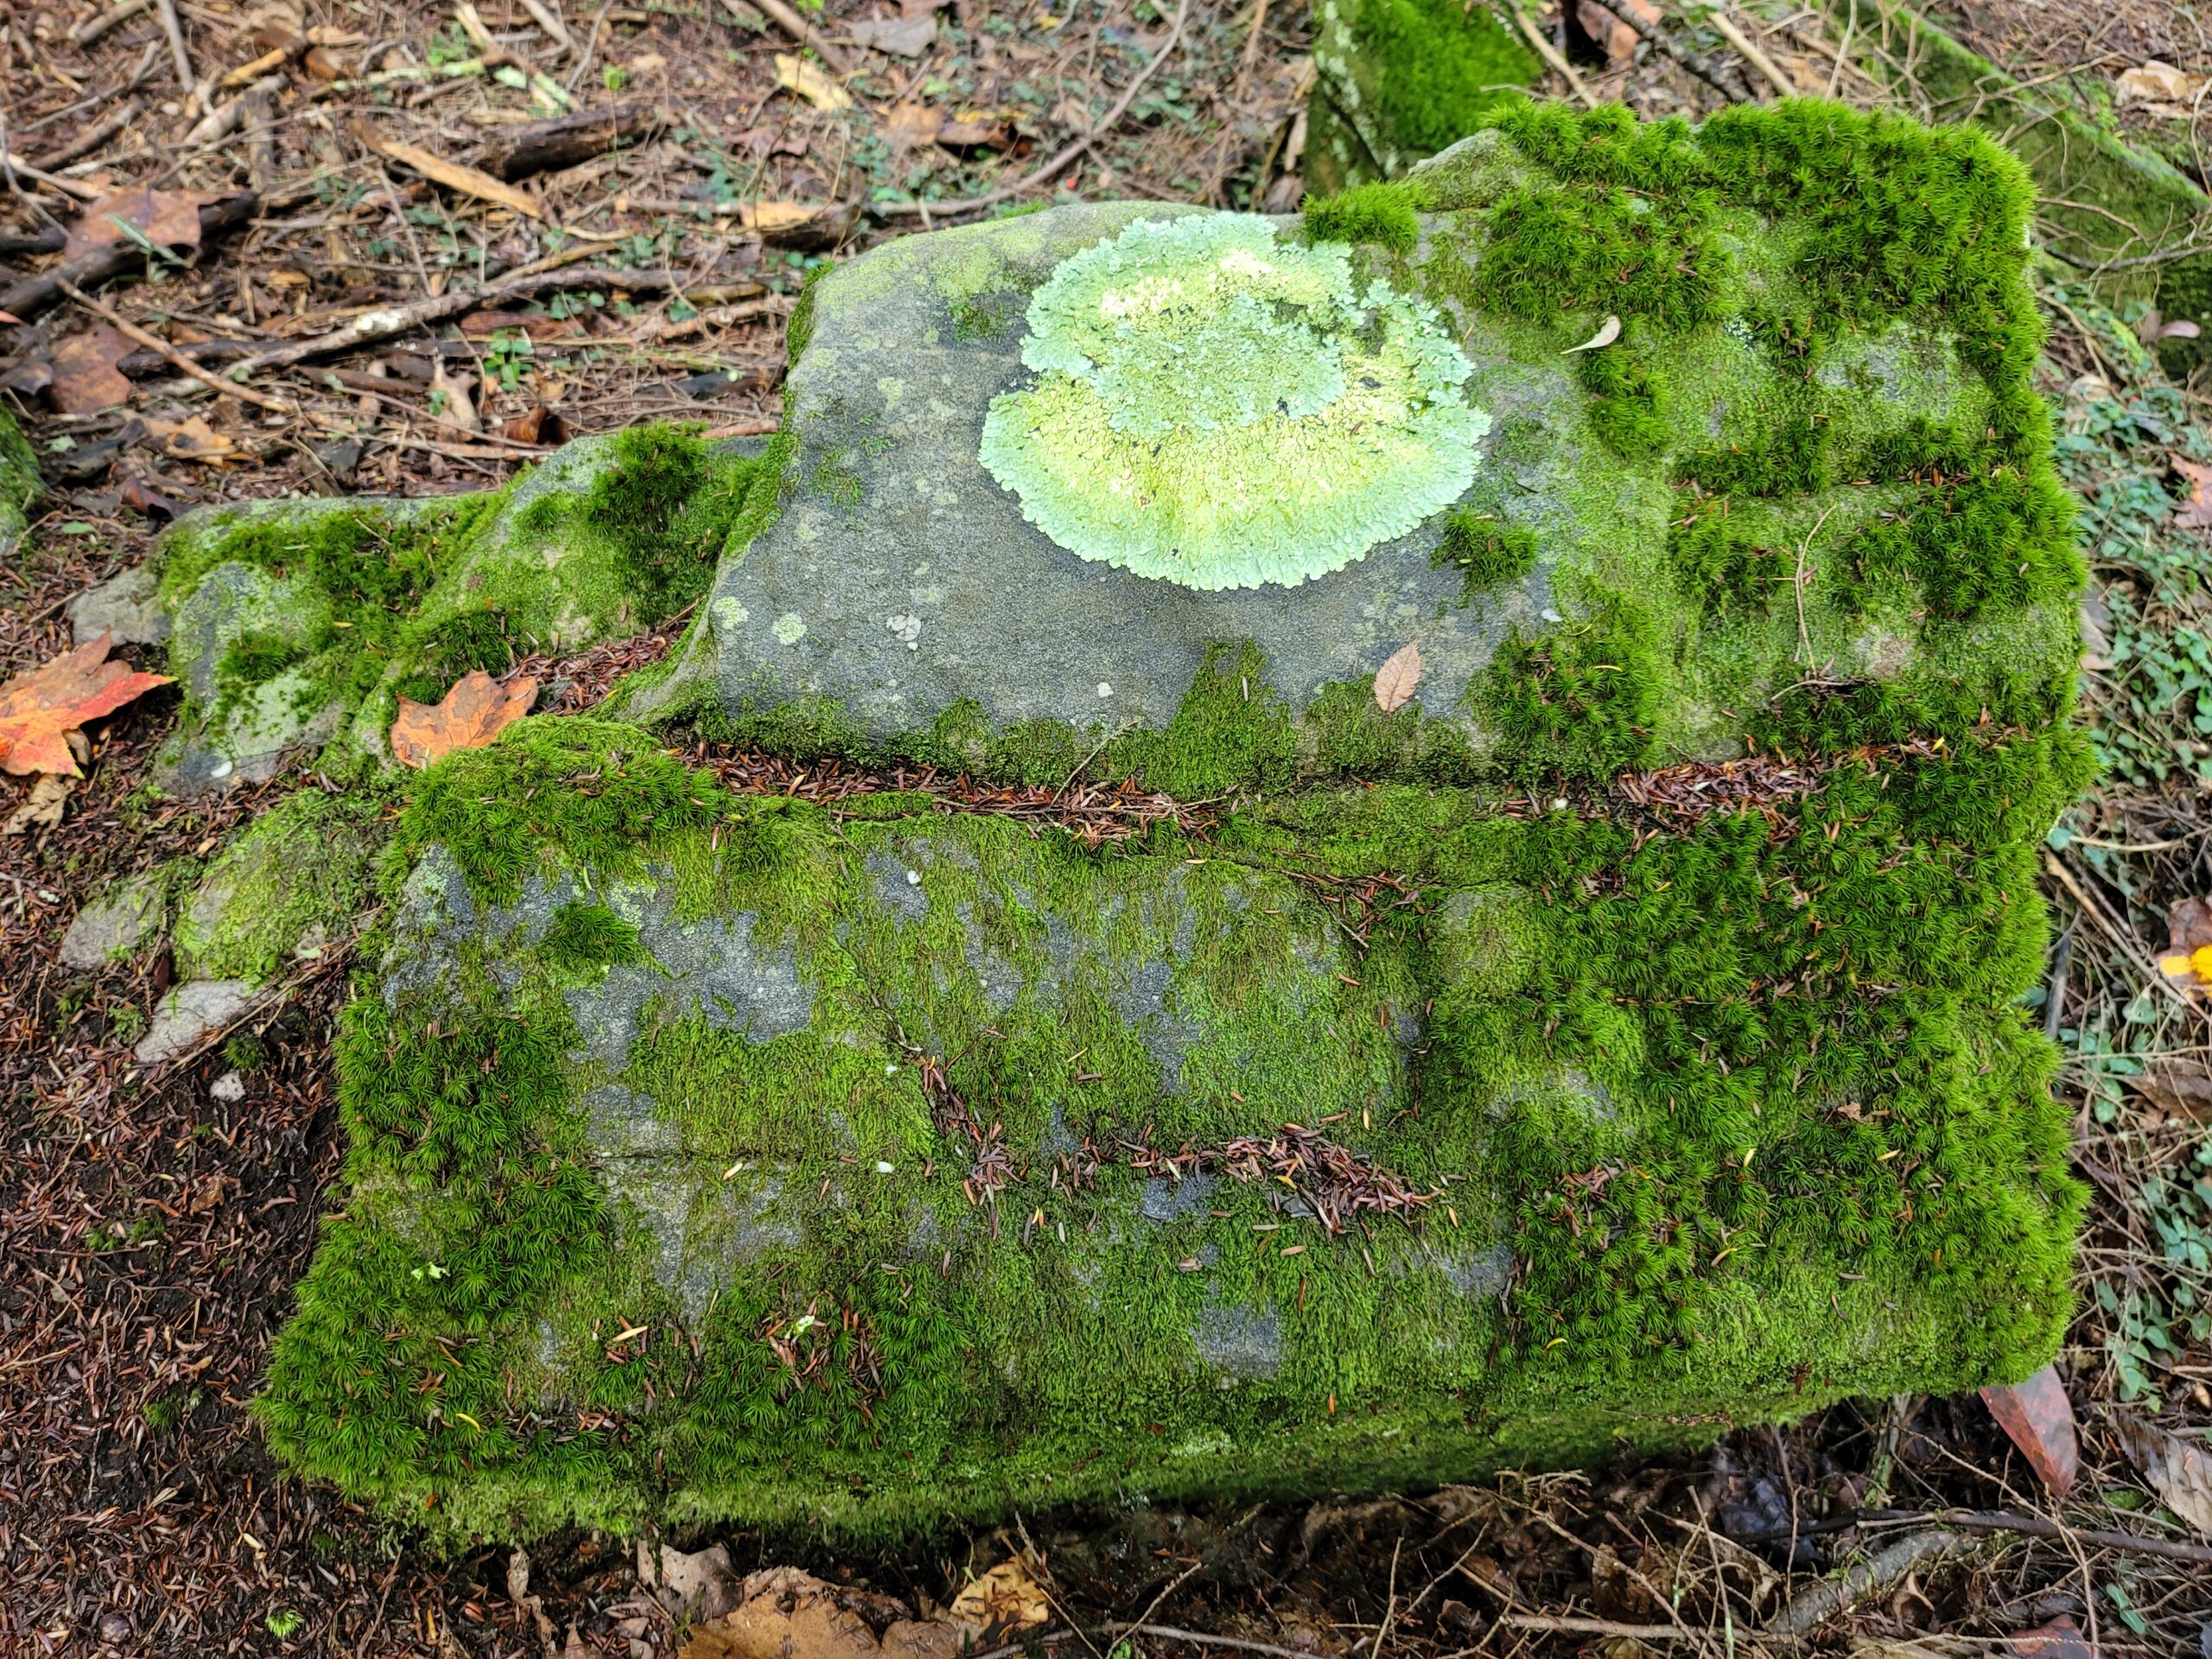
174, 790, 385, 984
143, 427, 779, 791
0, 401, 38, 562
261, 103, 2089, 1543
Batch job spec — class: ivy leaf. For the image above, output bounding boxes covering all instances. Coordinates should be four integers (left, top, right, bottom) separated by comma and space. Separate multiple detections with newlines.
1980, 1363, 2078, 1500
1373, 639, 1422, 713
390, 671, 537, 768
0, 631, 174, 778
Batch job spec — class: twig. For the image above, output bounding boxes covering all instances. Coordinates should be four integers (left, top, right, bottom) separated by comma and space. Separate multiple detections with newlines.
29, 100, 141, 169
1103, 1624, 1322, 1659
0, 146, 105, 201
155, 0, 196, 97
880, 0, 1188, 217
74, 0, 152, 47
55, 278, 298, 413
1500, 1617, 1731, 1643
1869, 1507, 2212, 1569
1792, 502, 1837, 667
1704, 3, 1797, 99
518, 0, 575, 54
1507, 2, 1597, 107
1764, 1529, 1977, 1637
2042, 851, 2194, 1011
748, 0, 851, 72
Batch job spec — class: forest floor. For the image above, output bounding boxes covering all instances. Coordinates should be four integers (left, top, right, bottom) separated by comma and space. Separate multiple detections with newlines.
3, 0, 2212, 1654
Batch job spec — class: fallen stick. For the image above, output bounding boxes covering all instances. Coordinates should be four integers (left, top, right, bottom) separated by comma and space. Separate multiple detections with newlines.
56, 277, 300, 414
1764, 1529, 1977, 1637
1500, 1616, 1735, 1643
739, 0, 850, 72
0, 191, 260, 324
155, 0, 195, 96
29, 99, 141, 169
470, 100, 659, 181
224, 265, 747, 377
73, 0, 153, 46
0, 147, 105, 201
1508, 0, 1599, 106
1704, 3, 1798, 99
1892, 1507, 2212, 1570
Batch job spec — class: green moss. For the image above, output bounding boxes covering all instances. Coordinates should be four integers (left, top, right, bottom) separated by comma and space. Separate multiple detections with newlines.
539, 899, 646, 975
175, 789, 385, 984
1301, 179, 1430, 251
1433, 511, 1538, 598
1308, 0, 1540, 190
0, 401, 40, 555
1480, 590, 1664, 784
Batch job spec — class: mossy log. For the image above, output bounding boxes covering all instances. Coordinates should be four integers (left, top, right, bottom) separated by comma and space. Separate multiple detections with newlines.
137, 100, 2096, 1541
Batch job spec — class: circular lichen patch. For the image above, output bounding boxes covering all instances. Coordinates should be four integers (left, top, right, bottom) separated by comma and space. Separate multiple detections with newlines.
978, 212, 1486, 590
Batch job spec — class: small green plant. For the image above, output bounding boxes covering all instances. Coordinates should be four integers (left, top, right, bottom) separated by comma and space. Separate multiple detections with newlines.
603, 63, 630, 91
223, 1032, 269, 1072
266, 1608, 305, 1640
482, 328, 537, 392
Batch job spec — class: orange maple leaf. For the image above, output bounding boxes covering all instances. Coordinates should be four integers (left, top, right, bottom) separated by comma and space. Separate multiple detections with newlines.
0, 631, 174, 778
390, 670, 538, 768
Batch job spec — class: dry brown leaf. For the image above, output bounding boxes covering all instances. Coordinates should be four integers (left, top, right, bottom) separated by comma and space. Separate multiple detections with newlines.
390, 671, 537, 767
935, 113, 1012, 148
2171, 456, 2212, 531
2111, 1411, 2212, 1536
1980, 1363, 2077, 1501
3, 774, 74, 835
744, 200, 829, 235
429, 362, 481, 434
1373, 639, 1422, 713
680, 1567, 959, 1659
776, 53, 854, 111
372, 138, 544, 218
2156, 895, 2212, 992
143, 415, 241, 462
502, 404, 568, 445
947, 1559, 1049, 1637
2133, 1052, 2212, 1122
0, 631, 175, 778
48, 323, 134, 415
882, 101, 941, 153
850, 14, 935, 54
62, 187, 217, 262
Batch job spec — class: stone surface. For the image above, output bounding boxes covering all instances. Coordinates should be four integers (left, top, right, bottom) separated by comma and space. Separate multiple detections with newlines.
60, 873, 168, 969
173, 790, 380, 984
685, 200, 1548, 750
68, 563, 170, 649
135, 979, 258, 1065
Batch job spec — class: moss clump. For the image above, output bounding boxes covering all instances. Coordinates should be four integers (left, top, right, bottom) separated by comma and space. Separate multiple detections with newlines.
0, 401, 41, 556
539, 899, 646, 974
1301, 179, 1430, 251
1433, 511, 1538, 596
174, 789, 385, 983
1307, 0, 1541, 189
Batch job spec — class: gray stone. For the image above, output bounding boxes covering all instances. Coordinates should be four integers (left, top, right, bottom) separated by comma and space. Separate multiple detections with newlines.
60, 874, 168, 969
68, 563, 170, 648
685, 201, 1554, 751
135, 980, 258, 1065
210, 1071, 247, 1102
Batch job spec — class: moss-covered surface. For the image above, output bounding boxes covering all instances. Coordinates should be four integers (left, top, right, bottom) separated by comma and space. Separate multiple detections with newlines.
147, 424, 782, 786
1306, 0, 1541, 192
261, 103, 2089, 1546
174, 789, 387, 984
0, 401, 39, 559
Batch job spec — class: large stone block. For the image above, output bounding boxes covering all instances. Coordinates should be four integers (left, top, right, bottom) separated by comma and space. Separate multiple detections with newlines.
251, 102, 2087, 1542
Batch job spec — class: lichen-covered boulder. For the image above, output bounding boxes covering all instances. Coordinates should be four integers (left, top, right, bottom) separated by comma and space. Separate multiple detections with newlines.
261, 101, 2088, 1543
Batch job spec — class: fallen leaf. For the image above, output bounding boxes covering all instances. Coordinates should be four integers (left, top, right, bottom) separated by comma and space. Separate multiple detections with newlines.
429, 362, 480, 434
2133, 1053, 2212, 1121
2, 774, 73, 835
850, 14, 935, 55
119, 477, 185, 521
2156, 895, 2212, 990
371, 138, 544, 219
639, 1538, 740, 1622
2117, 60, 2209, 106
776, 53, 854, 112
2163, 318, 2203, 340
142, 415, 241, 462
390, 670, 537, 767
1980, 1363, 2078, 1501
62, 187, 217, 263
948, 1560, 1050, 1637
2112, 1411, 2212, 1535
502, 404, 568, 445
1563, 314, 1622, 353
1373, 639, 1422, 713
459, 310, 572, 339
935, 113, 1013, 148
2171, 456, 2212, 530
680, 1567, 959, 1659
0, 631, 174, 778
882, 101, 941, 152
48, 323, 134, 414
2006, 1616, 2092, 1658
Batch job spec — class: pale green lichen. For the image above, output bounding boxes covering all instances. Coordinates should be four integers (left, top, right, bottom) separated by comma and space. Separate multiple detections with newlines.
978, 213, 1487, 590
